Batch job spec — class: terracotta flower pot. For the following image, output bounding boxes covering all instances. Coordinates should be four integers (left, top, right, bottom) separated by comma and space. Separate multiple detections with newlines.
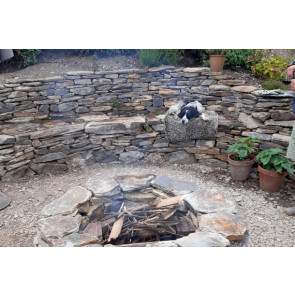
228, 153, 255, 181
258, 165, 287, 193
210, 55, 226, 72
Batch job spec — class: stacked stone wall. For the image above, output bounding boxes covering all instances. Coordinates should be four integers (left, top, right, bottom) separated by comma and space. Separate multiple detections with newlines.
0, 66, 294, 180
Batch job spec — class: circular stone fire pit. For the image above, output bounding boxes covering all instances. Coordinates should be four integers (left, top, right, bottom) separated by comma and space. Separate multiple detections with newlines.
34, 174, 250, 247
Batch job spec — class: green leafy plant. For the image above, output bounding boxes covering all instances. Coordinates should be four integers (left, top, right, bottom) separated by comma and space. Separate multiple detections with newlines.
14, 49, 41, 67
251, 56, 288, 80
224, 49, 252, 70
208, 49, 231, 55
143, 123, 153, 133
138, 49, 184, 67
256, 148, 294, 174
228, 137, 260, 161
112, 98, 122, 110
262, 79, 290, 91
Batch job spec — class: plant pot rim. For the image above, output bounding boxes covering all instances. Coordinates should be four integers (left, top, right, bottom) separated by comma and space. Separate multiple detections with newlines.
258, 164, 287, 177
228, 153, 256, 162
210, 55, 226, 57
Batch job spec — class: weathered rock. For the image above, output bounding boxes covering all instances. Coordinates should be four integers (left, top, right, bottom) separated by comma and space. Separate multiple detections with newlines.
241, 131, 272, 141
0, 192, 11, 210
29, 163, 68, 174
37, 214, 82, 240
115, 174, 155, 192
265, 120, 295, 128
175, 232, 230, 247
66, 150, 95, 171
184, 190, 236, 214
86, 177, 121, 197
165, 150, 196, 164
42, 186, 92, 216
198, 212, 250, 240
49, 232, 101, 247
183, 67, 210, 73
272, 133, 290, 145
0, 135, 15, 145
232, 85, 256, 93
119, 151, 144, 163
252, 112, 271, 122
238, 113, 261, 129
34, 152, 66, 163
70, 86, 95, 95
151, 175, 197, 196
271, 112, 295, 121
218, 80, 246, 86
123, 192, 157, 202
165, 111, 218, 141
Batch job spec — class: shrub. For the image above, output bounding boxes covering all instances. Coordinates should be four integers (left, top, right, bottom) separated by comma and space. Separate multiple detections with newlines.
75, 49, 136, 56
138, 49, 184, 67
224, 49, 252, 70
256, 148, 294, 174
251, 56, 288, 80
227, 137, 260, 161
207, 49, 231, 55
14, 49, 41, 67
262, 79, 290, 91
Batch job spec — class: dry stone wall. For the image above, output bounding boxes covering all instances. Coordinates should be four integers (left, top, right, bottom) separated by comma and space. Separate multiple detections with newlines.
0, 66, 295, 180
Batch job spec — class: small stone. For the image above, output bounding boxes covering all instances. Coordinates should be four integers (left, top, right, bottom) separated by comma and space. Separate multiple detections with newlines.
252, 112, 271, 122
119, 151, 144, 163
183, 67, 210, 73
175, 232, 230, 247
86, 177, 121, 197
151, 175, 197, 196
238, 113, 261, 129
42, 186, 92, 216
232, 85, 257, 93
198, 212, 250, 240
115, 174, 156, 192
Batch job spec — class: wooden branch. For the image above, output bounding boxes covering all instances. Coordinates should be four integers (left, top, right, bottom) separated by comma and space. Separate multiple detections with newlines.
156, 196, 181, 208
108, 217, 124, 242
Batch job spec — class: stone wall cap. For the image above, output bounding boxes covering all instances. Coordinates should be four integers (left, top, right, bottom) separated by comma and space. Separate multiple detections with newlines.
66, 71, 94, 76
183, 67, 210, 73
149, 66, 176, 72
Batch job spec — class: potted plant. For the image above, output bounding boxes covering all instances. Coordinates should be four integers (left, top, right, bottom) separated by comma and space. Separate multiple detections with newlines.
255, 148, 294, 192
208, 49, 231, 72
227, 137, 260, 180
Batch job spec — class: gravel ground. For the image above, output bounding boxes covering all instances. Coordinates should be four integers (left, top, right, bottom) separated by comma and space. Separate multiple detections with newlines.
0, 161, 295, 247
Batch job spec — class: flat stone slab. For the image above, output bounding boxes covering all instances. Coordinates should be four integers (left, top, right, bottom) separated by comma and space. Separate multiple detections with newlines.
184, 190, 236, 214
123, 192, 156, 202
37, 214, 82, 240
151, 175, 197, 196
115, 174, 156, 192
165, 110, 218, 141
85, 116, 145, 134
50, 232, 101, 247
119, 151, 144, 162
86, 177, 121, 197
41, 186, 92, 216
0, 192, 11, 210
175, 232, 230, 247
198, 212, 250, 241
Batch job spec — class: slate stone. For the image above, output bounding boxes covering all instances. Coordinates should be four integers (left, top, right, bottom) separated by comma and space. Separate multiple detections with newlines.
238, 113, 261, 129
0, 192, 11, 210
0, 135, 15, 145
42, 186, 92, 216
151, 175, 197, 196
231, 85, 256, 93
175, 232, 230, 247
86, 177, 121, 197
50, 232, 101, 247
119, 151, 144, 163
29, 163, 68, 175
37, 214, 82, 240
115, 174, 156, 192
33, 152, 66, 163
70, 86, 95, 95
184, 190, 236, 214
165, 111, 218, 141
252, 112, 271, 122
153, 97, 163, 107
198, 212, 250, 240
265, 119, 295, 128
123, 192, 156, 202
166, 150, 196, 164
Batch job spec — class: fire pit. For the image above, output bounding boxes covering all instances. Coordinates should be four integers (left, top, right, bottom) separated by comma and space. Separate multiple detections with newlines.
34, 174, 250, 247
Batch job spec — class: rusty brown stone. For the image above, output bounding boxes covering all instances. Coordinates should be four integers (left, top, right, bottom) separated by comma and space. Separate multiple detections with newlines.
198, 212, 250, 240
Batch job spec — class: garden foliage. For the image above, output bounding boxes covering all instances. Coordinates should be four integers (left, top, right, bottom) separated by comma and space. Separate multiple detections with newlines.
227, 137, 260, 161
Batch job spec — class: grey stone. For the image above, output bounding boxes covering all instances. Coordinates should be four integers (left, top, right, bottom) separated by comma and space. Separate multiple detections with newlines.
184, 190, 236, 214
265, 120, 295, 128
0, 135, 15, 145
252, 112, 271, 122
175, 232, 230, 247
41, 186, 92, 216
241, 131, 272, 142
119, 151, 144, 163
115, 174, 156, 192
151, 175, 197, 196
166, 150, 196, 164
57, 102, 77, 112
86, 177, 121, 197
0, 192, 11, 210
34, 152, 66, 163
238, 113, 261, 129
37, 214, 82, 240
272, 134, 290, 145
70, 86, 95, 95
153, 97, 163, 107
165, 111, 218, 141
29, 162, 68, 175
66, 150, 95, 171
